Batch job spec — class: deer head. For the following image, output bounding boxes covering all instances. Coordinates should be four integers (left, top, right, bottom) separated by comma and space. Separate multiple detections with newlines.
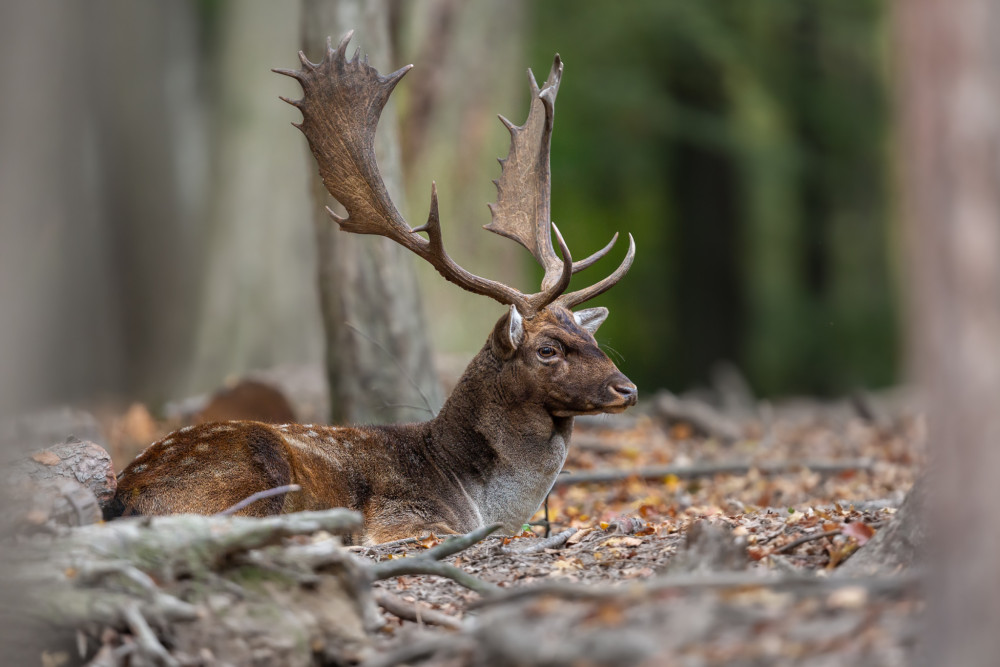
488, 304, 636, 417
274, 32, 636, 419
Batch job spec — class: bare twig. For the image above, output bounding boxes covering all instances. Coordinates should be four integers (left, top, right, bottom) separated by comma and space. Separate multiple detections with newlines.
774, 529, 843, 555
500, 528, 577, 555
369, 559, 499, 596
757, 525, 787, 546
215, 484, 301, 517
554, 459, 873, 487
374, 590, 463, 630
367, 524, 503, 595
349, 535, 421, 554
423, 523, 502, 561
121, 601, 178, 667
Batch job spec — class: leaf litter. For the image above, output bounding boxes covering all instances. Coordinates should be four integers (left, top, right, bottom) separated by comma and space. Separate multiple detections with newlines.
360, 398, 924, 665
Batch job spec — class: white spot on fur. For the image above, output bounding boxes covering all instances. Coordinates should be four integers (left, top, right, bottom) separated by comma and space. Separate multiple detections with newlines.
196, 443, 210, 453
278, 424, 290, 430
132, 464, 147, 473
179, 426, 193, 434
182, 457, 196, 466
162, 438, 174, 447
305, 430, 318, 438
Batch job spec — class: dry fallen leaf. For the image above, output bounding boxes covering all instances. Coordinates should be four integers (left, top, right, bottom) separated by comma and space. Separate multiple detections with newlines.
842, 521, 876, 545
603, 536, 642, 548
417, 534, 441, 549
31, 450, 61, 466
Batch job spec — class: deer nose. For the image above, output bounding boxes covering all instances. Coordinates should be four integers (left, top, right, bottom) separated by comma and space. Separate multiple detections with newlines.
610, 380, 638, 404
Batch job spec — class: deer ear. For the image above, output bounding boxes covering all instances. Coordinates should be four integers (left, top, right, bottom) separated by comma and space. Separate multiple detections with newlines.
573, 307, 609, 334
507, 305, 525, 347
492, 305, 525, 358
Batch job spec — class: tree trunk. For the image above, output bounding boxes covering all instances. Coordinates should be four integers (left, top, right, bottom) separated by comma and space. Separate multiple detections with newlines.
893, 0, 1000, 663
300, 0, 443, 424
189, 1, 324, 397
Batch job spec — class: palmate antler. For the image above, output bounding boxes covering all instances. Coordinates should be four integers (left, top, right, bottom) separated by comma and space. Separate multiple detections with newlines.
274, 31, 634, 316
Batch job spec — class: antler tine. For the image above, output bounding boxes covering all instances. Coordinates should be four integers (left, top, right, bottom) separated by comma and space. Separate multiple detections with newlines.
279, 31, 539, 311
414, 183, 533, 313
485, 55, 566, 296
525, 223, 573, 312
279, 33, 633, 318
555, 234, 636, 309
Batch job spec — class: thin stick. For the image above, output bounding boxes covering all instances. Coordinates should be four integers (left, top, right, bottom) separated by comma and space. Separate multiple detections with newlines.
367, 523, 503, 595
773, 529, 842, 555
500, 528, 577, 555
369, 559, 499, 596
374, 591, 463, 630
351, 535, 422, 553
121, 601, 178, 667
553, 459, 873, 487
422, 523, 502, 561
215, 484, 301, 517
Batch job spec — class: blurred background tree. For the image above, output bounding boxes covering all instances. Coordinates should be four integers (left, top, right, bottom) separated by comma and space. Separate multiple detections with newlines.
0, 0, 896, 419
526, 0, 895, 396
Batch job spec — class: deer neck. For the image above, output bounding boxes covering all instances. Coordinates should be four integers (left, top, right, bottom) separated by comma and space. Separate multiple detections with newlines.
428, 346, 572, 532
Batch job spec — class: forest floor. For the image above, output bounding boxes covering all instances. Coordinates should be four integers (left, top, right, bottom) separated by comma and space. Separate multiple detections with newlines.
352, 399, 924, 665
9, 382, 925, 666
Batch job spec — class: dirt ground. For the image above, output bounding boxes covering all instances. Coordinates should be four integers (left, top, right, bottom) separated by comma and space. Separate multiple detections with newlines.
18, 383, 922, 665
348, 397, 924, 665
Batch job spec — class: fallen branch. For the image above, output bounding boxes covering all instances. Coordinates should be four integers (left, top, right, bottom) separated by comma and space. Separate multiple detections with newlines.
469, 570, 922, 609
500, 528, 577, 555
423, 523, 502, 560
773, 529, 842, 555
350, 535, 421, 552
374, 591, 463, 630
215, 484, 302, 516
370, 559, 499, 596
361, 636, 473, 667
122, 601, 178, 667
367, 524, 502, 595
554, 459, 873, 487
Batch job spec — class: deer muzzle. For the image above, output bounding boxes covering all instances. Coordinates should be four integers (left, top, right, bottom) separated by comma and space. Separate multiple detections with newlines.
603, 373, 638, 412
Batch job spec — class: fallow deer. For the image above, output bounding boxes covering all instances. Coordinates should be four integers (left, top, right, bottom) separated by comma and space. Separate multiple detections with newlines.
107, 32, 637, 545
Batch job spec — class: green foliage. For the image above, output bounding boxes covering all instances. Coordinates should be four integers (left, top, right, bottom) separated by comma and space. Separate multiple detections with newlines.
530, 0, 896, 396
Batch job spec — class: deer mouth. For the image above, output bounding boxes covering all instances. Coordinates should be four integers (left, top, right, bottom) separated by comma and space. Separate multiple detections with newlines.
550, 398, 636, 418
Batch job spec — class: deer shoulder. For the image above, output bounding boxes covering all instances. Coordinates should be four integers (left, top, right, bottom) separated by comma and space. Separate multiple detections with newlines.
109, 32, 638, 545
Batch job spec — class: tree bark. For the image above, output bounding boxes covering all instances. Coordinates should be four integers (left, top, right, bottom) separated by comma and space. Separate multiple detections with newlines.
300, 0, 443, 425
893, 0, 1000, 663
190, 1, 324, 396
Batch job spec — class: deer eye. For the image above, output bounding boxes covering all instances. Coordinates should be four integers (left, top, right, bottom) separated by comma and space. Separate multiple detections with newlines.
537, 345, 559, 359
